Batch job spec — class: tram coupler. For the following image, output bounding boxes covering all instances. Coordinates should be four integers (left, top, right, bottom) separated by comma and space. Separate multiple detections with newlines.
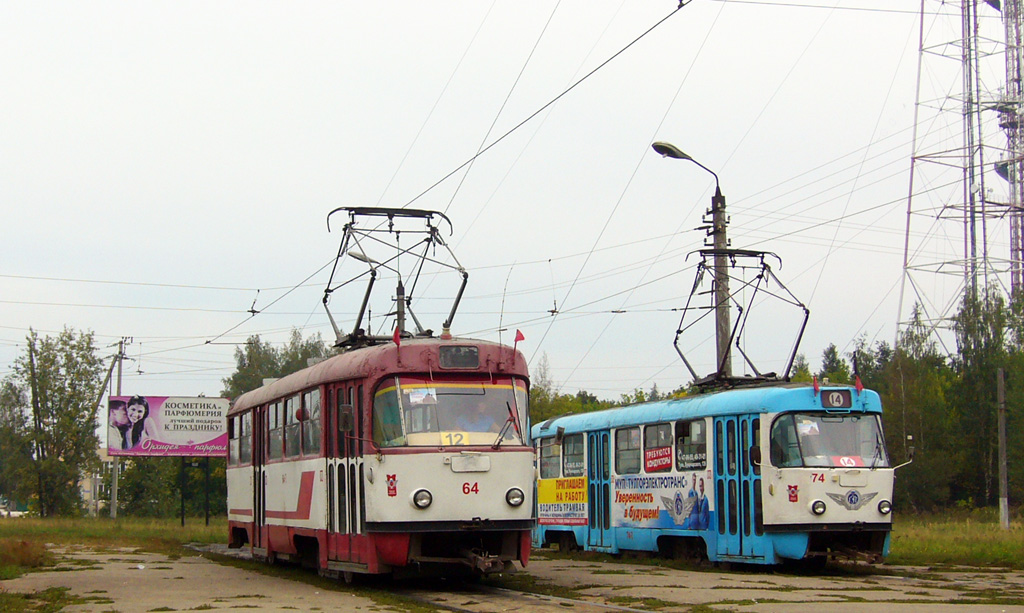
460, 548, 506, 574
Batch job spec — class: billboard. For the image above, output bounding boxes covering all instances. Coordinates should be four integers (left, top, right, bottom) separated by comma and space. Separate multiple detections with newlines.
107, 395, 228, 457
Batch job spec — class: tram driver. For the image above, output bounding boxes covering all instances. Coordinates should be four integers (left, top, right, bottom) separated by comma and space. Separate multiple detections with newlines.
456, 399, 504, 432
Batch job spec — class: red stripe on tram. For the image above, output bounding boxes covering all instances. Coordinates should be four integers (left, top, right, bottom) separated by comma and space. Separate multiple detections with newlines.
265, 471, 316, 521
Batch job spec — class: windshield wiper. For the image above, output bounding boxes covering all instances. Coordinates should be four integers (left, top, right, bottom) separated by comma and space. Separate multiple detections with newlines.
492, 401, 523, 449
870, 432, 885, 468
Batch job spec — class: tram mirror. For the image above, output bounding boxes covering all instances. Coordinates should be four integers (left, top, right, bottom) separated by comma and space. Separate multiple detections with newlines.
750, 445, 762, 466
339, 405, 355, 432
555, 426, 565, 444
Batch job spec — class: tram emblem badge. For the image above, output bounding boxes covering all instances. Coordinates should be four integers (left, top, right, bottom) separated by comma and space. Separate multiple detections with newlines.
386, 474, 398, 497
787, 485, 799, 502
827, 490, 877, 510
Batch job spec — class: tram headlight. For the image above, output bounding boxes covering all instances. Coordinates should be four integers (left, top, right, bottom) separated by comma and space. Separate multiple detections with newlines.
505, 487, 525, 507
810, 500, 827, 516
413, 489, 433, 509
877, 499, 892, 515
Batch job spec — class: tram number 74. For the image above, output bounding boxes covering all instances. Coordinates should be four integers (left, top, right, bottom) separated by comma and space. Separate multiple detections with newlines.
463, 482, 479, 495
811, 473, 825, 483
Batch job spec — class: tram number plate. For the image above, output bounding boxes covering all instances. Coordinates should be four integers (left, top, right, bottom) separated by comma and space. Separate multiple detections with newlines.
821, 389, 852, 408
463, 482, 479, 495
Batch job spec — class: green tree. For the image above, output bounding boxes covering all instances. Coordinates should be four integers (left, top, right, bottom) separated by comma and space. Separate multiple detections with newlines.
849, 336, 892, 393
0, 381, 32, 508
278, 329, 331, 378
817, 343, 851, 384
8, 328, 105, 517
789, 353, 812, 382
221, 335, 280, 399
949, 286, 1008, 506
620, 388, 648, 405
116, 457, 180, 517
221, 330, 329, 398
114, 456, 227, 518
882, 305, 954, 511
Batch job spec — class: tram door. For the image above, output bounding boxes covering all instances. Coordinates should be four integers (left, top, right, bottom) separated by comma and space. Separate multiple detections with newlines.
328, 384, 365, 564
586, 431, 611, 549
714, 416, 765, 559
326, 389, 343, 560
253, 406, 266, 553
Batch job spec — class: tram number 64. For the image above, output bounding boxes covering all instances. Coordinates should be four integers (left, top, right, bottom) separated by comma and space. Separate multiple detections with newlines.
462, 482, 479, 495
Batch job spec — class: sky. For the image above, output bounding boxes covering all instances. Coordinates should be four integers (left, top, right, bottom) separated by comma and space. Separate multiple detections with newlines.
1, 1, 1006, 402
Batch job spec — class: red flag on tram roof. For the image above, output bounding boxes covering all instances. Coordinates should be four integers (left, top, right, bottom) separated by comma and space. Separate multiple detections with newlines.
812, 376, 820, 395
855, 375, 864, 393
514, 329, 525, 343
393, 327, 401, 347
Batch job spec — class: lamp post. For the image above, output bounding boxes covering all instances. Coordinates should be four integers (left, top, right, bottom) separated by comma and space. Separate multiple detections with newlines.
652, 141, 732, 378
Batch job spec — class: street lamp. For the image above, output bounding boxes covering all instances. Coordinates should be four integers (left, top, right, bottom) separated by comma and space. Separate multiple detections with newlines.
651, 141, 732, 378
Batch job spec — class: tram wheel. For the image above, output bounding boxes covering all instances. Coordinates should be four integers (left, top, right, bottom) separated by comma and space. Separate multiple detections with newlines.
558, 533, 577, 553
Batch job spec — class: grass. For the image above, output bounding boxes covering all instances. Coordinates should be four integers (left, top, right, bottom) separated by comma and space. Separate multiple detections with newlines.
0, 538, 53, 579
888, 510, 1024, 569
0, 517, 225, 556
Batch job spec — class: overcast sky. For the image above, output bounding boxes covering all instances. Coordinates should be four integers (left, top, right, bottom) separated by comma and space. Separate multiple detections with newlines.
1, 1, 1003, 402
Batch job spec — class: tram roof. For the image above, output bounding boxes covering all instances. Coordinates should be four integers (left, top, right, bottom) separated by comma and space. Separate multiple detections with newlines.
532, 383, 882, 438
228, 336, 527, 416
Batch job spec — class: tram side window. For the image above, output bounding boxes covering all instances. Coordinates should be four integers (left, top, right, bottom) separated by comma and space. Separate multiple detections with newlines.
228, 417, 239, 466
302, 389, 322, 455
676, 419, 707, 471
539, 437, 561, 479
615, 427, 641, 475
643, 423, 673, 473
268, 402, 283, 460
240, 412, 252, 464
563, 434, 585, 477
285, 396, 301, 457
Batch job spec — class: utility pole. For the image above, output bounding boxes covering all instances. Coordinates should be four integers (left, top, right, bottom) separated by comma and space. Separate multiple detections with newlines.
111, 338, 125, 519
652, 141, 732, 379
711, 185, 732, 378
998, 368, 1009, 529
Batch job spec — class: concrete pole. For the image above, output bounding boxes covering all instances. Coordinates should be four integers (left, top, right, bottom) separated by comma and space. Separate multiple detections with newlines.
711, 186, 732, 378
998, 368, 1009, 529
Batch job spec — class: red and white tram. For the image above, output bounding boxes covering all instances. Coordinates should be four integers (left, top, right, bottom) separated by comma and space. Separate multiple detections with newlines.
226, 337, 533, 578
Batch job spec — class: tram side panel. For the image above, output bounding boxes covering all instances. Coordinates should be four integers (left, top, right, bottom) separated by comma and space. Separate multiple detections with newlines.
261, 456, 328, 554
226, 465, 254, 545
535, 418, 717, 558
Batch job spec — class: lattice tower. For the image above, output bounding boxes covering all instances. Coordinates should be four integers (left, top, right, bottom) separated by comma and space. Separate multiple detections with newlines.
899, 0, 1024, 350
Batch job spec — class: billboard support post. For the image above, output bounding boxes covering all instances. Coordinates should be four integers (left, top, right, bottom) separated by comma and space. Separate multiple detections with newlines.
204, 457, 210, 527
180, 457, 185, 528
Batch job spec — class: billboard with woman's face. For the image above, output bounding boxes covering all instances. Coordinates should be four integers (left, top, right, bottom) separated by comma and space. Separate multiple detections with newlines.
107, 395, 228, 457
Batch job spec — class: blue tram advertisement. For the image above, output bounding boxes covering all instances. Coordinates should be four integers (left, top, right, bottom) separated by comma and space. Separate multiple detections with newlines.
532, 383, 893, 565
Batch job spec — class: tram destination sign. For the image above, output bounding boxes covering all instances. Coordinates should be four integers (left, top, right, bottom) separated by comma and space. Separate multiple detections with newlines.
107, 395, 228, 457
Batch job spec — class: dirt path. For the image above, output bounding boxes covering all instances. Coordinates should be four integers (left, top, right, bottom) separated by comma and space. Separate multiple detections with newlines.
1, 546, 382, 612
3, 545, 1024, 613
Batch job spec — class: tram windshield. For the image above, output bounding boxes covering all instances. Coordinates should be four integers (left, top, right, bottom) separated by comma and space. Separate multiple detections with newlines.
770, 412, 889, 468
372, 376, 529, 447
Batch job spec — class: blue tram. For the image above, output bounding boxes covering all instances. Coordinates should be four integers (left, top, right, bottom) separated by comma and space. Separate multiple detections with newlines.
532, 382, 893, 565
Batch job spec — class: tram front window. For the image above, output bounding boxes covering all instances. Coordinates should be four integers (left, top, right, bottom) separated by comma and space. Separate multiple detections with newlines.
372, 376, 528, 447
770, 413, 889, 468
